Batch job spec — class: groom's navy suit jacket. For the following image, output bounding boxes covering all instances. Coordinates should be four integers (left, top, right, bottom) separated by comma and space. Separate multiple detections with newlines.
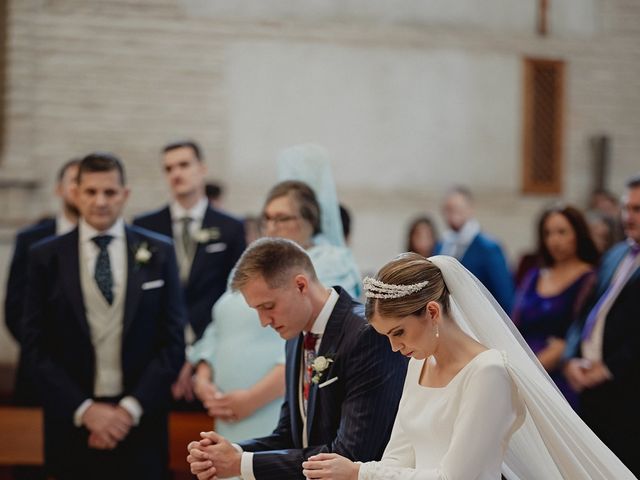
22, 225, 186, 477
238, 287, 408, 479
133, 205, 245, 338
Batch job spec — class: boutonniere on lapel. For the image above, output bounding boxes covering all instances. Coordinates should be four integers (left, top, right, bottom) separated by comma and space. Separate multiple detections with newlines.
194, 227, 220, 244
133, 242, 153, 268
311, 354, 335, 384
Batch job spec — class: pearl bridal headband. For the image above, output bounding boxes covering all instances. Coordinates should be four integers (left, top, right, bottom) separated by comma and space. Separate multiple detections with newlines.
362, 277, 429, 299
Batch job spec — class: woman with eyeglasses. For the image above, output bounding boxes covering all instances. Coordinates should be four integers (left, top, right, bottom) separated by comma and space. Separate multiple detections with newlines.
187, 145, 361, 457
261, 180, 361, 298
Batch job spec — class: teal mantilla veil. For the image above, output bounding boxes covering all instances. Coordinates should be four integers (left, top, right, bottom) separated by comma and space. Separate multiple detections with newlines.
276, 144, 361, 298
276, 144, 346, 248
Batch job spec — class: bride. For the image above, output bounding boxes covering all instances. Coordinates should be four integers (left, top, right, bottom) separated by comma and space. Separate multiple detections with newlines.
302, 253, 636, 480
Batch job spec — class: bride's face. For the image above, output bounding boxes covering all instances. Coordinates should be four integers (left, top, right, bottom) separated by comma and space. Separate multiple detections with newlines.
370, 303, 439, 360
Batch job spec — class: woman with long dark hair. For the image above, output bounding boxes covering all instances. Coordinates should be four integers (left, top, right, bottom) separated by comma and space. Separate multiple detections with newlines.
511, 204, 599, 408
406, 216, 438, 258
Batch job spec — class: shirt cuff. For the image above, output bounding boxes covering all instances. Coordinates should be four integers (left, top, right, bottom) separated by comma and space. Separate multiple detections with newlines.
119, 396, 143, 426
74, 399, 94, 427
235, 445, 255, 480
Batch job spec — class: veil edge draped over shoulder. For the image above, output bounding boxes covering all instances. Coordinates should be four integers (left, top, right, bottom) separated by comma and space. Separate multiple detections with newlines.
429, 255, 636, 480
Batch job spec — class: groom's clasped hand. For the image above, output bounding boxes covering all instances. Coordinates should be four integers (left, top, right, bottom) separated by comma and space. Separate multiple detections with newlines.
187, 431, 242, 479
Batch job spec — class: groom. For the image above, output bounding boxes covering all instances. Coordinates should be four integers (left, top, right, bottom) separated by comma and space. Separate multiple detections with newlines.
187, 238, 407, 479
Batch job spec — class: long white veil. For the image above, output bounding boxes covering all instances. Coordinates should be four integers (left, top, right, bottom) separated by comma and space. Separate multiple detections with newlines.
429, 255, 636, 480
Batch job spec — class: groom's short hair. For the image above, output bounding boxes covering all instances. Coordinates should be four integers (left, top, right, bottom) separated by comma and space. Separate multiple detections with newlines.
231, 238, 317, 291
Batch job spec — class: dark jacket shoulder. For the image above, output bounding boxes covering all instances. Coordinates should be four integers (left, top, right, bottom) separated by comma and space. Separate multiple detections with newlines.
29, 227, 75, 258
15, 218, 56, 244
329, 288, 375, 346
472, 231, 504, 251
132, 206, 171, 224
206, 206, 244, 226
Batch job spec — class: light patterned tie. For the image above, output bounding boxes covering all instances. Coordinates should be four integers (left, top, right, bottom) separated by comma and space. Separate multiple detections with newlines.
302, 332, 320, 414
180, 216, 194, 258
92, 235, 114, 305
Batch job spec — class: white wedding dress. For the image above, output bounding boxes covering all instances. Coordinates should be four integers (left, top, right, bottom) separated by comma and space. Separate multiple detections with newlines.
358, 349, 524, 480
358, 256, 636, 480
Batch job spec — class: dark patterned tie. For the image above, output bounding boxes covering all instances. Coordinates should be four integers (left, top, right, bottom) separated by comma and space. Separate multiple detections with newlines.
302, 332, 320, 413
92, 235, 114, 305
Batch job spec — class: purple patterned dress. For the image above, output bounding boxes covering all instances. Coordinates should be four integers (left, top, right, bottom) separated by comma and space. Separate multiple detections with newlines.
512, 268, 595, 409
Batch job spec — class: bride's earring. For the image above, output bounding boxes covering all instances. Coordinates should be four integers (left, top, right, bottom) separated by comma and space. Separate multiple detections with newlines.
434, 324, 439, 338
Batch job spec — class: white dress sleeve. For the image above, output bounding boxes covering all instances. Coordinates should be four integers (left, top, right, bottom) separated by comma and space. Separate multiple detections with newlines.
359, 360, 519, 480
375, 400, 415, 468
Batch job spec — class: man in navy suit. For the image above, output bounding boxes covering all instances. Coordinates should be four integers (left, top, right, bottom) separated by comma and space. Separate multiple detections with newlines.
436, 186, 514, 312
187, 238, 407, 480
564, 174, 640, 475
133, 141, 245, 404
22, 153, 185, 479
133, 140, 245, 341
4, 158, 80, 406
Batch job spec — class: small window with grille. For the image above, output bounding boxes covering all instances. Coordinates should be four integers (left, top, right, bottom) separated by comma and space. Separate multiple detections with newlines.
522, 57, 565, 194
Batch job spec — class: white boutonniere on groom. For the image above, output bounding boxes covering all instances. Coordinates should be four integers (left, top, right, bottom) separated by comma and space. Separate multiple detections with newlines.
311, 355, 334, 384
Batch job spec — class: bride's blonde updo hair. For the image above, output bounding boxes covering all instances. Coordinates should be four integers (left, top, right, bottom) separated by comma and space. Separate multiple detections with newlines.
365, 253, 450, 321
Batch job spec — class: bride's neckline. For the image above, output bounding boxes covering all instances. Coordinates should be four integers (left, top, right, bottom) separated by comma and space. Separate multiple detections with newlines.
417, 348, 493, 390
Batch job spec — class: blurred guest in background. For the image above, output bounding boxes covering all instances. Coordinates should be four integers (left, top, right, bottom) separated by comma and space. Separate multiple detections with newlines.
133, 140, 245, 405
406, 215, 438, 258
512, 205, 598, 409
134, 141, 245, 340
4, 159, 80, 480
339, 203, 352, 245
513, 249, 541, 288
436, 185, 514, 312
586, 210, 617, 254
588, 188, 625, 243
564, 174, 640, 475
205, 181, 225, 210
5, 158, 80, 407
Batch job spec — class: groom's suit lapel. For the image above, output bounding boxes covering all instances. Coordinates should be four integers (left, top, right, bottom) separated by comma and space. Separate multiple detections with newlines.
306, 290, 349, 440
286, 335, 304, 448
